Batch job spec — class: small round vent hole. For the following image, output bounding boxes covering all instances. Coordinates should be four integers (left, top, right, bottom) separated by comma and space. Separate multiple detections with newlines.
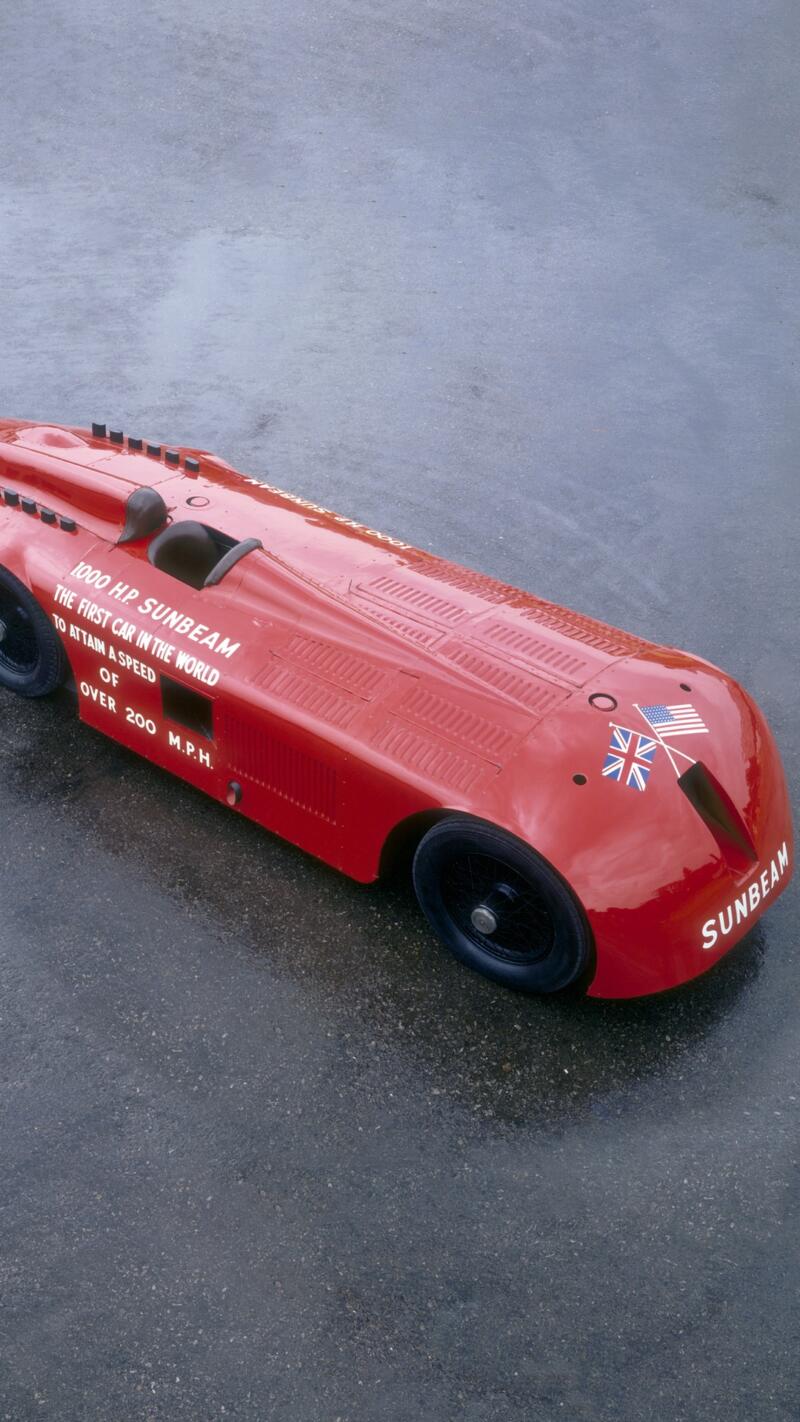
588, 693, 617, 712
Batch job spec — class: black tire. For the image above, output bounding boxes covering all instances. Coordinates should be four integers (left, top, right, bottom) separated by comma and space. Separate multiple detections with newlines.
412, 817, 592, 993
0, 566, 67, 697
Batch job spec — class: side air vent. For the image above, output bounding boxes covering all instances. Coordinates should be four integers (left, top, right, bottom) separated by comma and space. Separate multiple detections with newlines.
220, 709, 338, 822
678, 762, 757, 871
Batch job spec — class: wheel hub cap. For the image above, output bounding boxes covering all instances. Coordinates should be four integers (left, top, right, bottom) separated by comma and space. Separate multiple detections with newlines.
470, 904, 498, 935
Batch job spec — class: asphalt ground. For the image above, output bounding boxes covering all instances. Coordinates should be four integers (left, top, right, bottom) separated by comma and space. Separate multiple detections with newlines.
1, 2, 798, 1418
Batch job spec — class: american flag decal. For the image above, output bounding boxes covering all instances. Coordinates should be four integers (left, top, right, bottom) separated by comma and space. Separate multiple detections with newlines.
639, 703, 708, 739
602, 725, 658, 792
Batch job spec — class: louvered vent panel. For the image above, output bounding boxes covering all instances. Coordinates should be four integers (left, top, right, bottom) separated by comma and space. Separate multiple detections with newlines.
408, 557, 510, 605
254, 659, 360, 729
371, 721, 485, 793
286, 636, 386, 697
438, 642, 568, 716
398, 685, 515, 759
220, 711, 337, 821
356, 574, 466, 625
354, 604, 441, 647
513, 597, 646, 656
475, 619, 591, 685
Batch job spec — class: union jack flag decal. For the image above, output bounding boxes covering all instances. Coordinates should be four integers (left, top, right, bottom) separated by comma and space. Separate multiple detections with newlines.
602, 725, 658, 792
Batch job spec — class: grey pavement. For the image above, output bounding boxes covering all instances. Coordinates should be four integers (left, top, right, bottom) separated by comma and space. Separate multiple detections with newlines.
1, 2, 798, 1418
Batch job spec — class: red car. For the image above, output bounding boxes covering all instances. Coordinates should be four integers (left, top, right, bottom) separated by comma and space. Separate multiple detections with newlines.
0, 418, 792, 998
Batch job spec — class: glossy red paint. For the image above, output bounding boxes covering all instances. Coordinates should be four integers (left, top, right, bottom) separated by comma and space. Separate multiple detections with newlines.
0, 418, 793, 998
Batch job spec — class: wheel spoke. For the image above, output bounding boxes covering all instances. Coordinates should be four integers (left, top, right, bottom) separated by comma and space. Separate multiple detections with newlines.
439, 851, 555, 966
0, 591, 39, 673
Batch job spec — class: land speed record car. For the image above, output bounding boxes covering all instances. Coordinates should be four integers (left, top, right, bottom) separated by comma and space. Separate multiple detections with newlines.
0, 419, 792, 998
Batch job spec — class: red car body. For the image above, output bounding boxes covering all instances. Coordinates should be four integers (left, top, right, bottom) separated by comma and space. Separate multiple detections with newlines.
0, 418, 793, 998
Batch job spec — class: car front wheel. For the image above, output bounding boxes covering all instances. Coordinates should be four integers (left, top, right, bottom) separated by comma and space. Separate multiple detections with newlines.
412, 817, 592, 993
0, 567, 67, 697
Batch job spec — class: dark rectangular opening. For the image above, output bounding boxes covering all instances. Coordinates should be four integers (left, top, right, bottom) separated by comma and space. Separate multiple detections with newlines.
161, 675, 214, 741
678, 761, 757, 870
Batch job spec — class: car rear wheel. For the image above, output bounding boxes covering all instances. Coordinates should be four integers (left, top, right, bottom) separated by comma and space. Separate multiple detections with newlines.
0, 567, 67, 697
412, 817, 592, 992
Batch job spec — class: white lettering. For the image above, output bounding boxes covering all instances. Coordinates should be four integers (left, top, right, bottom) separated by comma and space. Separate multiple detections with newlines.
734, 892, 749, 926
175, 649, 220, 686
239, 479, 411, 548
77, 598, 113, 629
110, 617, 136, 643
115, 651, 157, 683
69, 624, 106, 655
701, 845, 791, 949
167, 727, 213, 768
79, 681, 117, 712
72, 564, 110, 590
125, 707, 157, 735
151, 638, 175, 665
108, 581, 140, 604
701, 919, 718, 950
134, 597, 238, 660
64, 568, 236, 665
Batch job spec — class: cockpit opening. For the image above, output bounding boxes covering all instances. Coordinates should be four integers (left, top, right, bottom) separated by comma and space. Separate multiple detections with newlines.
147, 520, 262, 590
